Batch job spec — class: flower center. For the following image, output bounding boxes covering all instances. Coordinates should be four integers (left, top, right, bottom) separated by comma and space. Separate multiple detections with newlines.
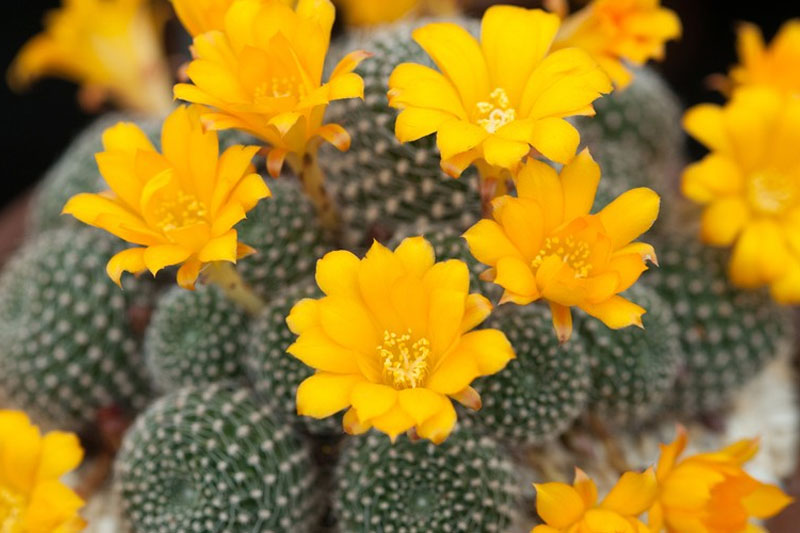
476, 88, 516, 134
254, 76, 307, 103
154, 191, 208, 232
532, 236, 593, 278
747, 169, 797, 214
378, 329, 431, 389
0, 485, 25, 532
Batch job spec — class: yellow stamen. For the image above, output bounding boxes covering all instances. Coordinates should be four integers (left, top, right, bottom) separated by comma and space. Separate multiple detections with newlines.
476, 87, 516, 134
747, 169, 797, 214
378, 329, 431, 389
0, 486, 25, 531
532, 236, 593, 278
155, 191, 208, 232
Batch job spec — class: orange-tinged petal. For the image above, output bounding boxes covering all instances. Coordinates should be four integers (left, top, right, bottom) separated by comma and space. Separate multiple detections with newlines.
580, 295, 645, 330
398, 388, 446, 426
612, 242, 658, 266
463, 219, 524, 266
601, 468, 658, 516
296, 372, 362, 418
331, 50, 373, 79
550, 301, 573, 343
390, 275, 428, 337
742, 482, 794, 519
498, 197, 545, 261
598, 188, 661, 249
450, 386, 482, 411
177, 257, 203, 290
426, 346, 480, 395
412, 22, 490, 111
657, 425, 688, 481
573, 468, 598, 509
143, 245, 192, 275
495, 256, 538, 299
370, 405, 416, 442
327, 72, 364, 101
197, 230, 238, 263
106, 248, 147, 288
316, 250, 361, 299
316, 123, 351, 151
286, 327, 362, 374
267, 148, 288, 178
534, 482, 586, 529
350, 382, 398, 423
460, 293, 492, 333
342, 407, 371, 435
415, 398, 456, 444
605, 253, 647, 294
0, 412, 42, 494
210, 203, 247, 236
514, 159, 564, 233
358, 241, 405, 331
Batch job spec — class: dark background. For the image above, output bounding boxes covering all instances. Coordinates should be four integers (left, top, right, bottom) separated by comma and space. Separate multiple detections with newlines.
1, 0, 798, 209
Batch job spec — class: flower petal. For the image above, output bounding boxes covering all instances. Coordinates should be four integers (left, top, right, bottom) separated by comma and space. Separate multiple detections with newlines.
412, 22, 490, 111
316, 250, 361, 299
350, 382, 398, 423
415, 398, 457, 444
700, 197, 749, 246
580, 295, 645, 330
296, 372, 362, 418
463, 219, 523, 267
534, 482, 586, 529
394, 236, 435, 278
287, 327, 362, 374
598, 188, 661, 249
398, 388, 446, 426
106, 248, 147, 288
601, 468, 658, 516
561, 149, 601, 220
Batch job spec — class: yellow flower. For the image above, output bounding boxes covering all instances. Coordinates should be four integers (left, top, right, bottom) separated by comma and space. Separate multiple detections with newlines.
387, 5, 612, 182
650, 426, 794, 533
8, 0, 173, 115
553, 0, 682, 88
62, 105, 270, 290
682, 87, 800, 303
173, 0, 369, 177
0, 410, 86, 532
169, 0, 294, 37
463, 150, 660, 342
533, 468, 657, 533
286, 237, 515, 443
730, 20, 800, 95
336, 0, 457, 27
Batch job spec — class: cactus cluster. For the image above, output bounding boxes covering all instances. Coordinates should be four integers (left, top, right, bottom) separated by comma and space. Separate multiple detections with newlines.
0, 227, 154, 430
324, 24, 482, 249
145, 284, 251, 392
115, 383, 321, 532
334, 429, 520, 533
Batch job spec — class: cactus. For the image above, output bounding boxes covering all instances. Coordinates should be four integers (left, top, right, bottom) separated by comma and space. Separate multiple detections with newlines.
115, 383, 321, 533
0, 227, 154, 430
646, 235, 795, 415
334, 429, 520, 533
578, 67, 686, 203
235, 179, 333, 300
244, 280, 342, 436
464, 304, 593, 446
323, 23, 482, 249
144, 284, 250, 392
578, 284, 683, 425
